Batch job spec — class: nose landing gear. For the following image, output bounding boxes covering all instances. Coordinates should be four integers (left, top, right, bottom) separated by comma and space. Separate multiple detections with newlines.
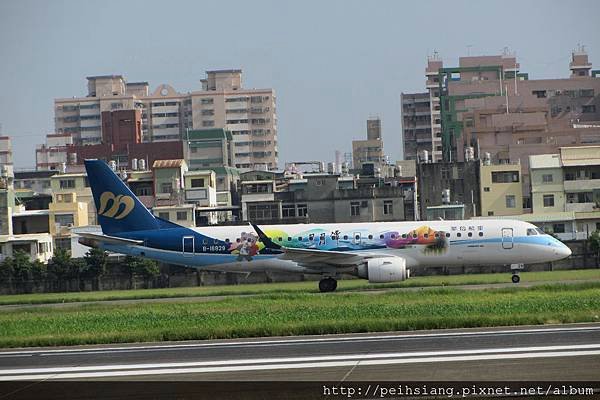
510, 263, 524, 284
318, 277, 338, 292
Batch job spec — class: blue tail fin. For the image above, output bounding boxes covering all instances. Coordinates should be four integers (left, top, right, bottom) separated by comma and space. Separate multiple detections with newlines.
84, 159, 160, 235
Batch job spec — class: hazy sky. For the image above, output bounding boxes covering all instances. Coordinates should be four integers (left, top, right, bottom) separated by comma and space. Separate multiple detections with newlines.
1, 0, 599, 169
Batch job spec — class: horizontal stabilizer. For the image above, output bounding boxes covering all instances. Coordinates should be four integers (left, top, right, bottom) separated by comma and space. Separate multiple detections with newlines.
78, 232, 144, 246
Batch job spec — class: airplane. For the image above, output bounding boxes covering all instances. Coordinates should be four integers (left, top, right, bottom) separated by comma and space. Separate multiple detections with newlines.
78, 159, 572, 292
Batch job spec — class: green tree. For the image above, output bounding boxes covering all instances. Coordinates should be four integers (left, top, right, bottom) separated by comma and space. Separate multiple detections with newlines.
0, 256, 14, 280
82, 248, 107, 279
11, 251, 33, 281
124, 256, 160, 278
590, 230, 600, 266
47, 248, 80, 280
30, 259, 47, 281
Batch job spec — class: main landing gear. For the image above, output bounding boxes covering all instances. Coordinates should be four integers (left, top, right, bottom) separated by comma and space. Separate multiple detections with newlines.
511, 263, 524, 284
319, 277, 338, 292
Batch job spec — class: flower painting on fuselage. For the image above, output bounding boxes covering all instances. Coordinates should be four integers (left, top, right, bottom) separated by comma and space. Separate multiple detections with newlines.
256, 225, 449, 255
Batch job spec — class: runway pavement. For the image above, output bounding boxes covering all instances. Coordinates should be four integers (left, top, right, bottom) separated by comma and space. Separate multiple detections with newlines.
1, 323, 599, 382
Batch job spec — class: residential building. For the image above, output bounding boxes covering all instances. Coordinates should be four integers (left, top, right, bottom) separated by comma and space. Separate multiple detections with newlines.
352, 117, 386, 171
49, 173, 95, 225
530, 146, 600, 214
479, 162, 523, 217
13, 170, 56, 195
49, 191, 89, 251
184, 129, 233, 170
152, 159, 188, 207
417, 160, 480, 220
0, 136, 13, 178
431, 48, 599, 208
401, 92, 437, 162
239, 171, 415, 224
50, 70, 277, 171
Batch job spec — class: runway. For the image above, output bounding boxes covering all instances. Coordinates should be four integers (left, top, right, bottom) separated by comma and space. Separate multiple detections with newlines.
1, 323, 599, 382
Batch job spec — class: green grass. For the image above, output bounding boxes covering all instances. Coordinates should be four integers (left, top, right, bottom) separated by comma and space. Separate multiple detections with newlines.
1, 282, 600, 348
1, 268, 599, 306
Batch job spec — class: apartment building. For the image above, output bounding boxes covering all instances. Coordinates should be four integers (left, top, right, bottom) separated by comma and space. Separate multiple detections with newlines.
49, 70, 277, 171
479, 162, 523, 217
403, 48, 600, 185
352, 117, 386, 171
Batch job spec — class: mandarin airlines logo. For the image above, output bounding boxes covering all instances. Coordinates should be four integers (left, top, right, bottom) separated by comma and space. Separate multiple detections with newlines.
98, 192, 135, 220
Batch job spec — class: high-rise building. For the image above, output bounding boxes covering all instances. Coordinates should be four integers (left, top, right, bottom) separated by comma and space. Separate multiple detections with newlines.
404, 47, 600, 209
49, 70, 277, 171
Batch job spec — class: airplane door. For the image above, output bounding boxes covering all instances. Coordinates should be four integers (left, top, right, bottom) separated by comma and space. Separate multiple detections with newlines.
353, 232, 361, 245
501, 228, 513, 249
182, 236, 194, 257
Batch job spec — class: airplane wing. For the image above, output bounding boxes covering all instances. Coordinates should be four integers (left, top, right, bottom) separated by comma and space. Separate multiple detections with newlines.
77, 232, 144, 246
279, 247, 394, 268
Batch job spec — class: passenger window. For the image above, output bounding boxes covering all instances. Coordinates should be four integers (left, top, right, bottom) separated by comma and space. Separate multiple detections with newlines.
368, 234, 373, 239
479, 232, 483, 237
343, 235, 348, 240
424, 234, 429, 239
434, 233, 439, 238
298, 237, 303, 241
355, 235, 360, 240
288, 237, 292, 241
391, 234, 396, 239
401, 234, 407, 239
380, 234, 384, 239
468, 232, 472, 237
278, 237, 282, 242
457, 233, 462, 238
445, 232, 451, 238
225, 238, 230, 243
412, 233, 418, 238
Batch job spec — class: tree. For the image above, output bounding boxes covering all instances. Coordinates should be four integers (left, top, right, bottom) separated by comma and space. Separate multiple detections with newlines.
590, 230, 600, 266
11, 251, 33, 281
47, 248, 80, 280
82, 248, 107, 279
124, 256, 160, 278
30, 259, 47, 281
0, 256, 14, 280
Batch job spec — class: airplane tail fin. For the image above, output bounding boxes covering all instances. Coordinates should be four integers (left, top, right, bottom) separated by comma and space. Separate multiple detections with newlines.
84, 159, 160, 235
250, 222, 282, 251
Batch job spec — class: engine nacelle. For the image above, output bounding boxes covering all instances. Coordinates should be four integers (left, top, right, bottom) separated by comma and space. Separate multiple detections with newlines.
357, 257, 409, 283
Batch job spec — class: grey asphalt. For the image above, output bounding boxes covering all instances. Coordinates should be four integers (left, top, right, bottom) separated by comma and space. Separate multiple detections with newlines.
1, 278, 598, 310
1, 323, 599, 381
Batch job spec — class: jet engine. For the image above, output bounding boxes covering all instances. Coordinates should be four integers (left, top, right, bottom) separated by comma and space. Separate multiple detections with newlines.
357, 257, 409, 283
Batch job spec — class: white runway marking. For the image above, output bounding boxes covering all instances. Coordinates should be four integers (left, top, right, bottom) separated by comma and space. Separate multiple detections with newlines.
1, 343, 599, 381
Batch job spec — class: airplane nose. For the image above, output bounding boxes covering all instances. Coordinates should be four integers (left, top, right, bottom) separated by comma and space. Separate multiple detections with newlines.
555, 243, 572, 259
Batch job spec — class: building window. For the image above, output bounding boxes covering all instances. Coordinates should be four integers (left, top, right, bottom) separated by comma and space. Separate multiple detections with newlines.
202, 120, 215, 127
505, 195, 516, 208
383, 200, 393, 215
297, 204, 308, 217
282, 204, 296, 218
54, 238, 71, 251
351, 202, 360, 216
543, 194, 555, 207
582, 105, 597, 113
176, 211, 187, 221
483, 187, 490, 192
552, 223, 565, 233
160, 183, 173, 194
59, 179, 75, 189
542, 174, 553, 183
201, 109, 214, 116
491, 171, 519, 183
488, 211, 494, 216
191, 178, 205, 188
158, 212, 169, 220
55, 214, 74, 227
247, 203, 278, 221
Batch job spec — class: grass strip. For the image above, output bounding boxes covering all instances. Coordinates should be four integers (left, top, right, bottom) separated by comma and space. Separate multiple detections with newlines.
1, 282, 599, 348
1, 268, 600, 306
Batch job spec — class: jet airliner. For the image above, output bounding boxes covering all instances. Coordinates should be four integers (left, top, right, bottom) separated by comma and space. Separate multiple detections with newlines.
79, 160, 572, 292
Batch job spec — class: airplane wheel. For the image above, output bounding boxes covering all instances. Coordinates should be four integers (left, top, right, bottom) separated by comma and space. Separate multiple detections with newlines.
319, 278, 337, 292
511, 274, 520, 284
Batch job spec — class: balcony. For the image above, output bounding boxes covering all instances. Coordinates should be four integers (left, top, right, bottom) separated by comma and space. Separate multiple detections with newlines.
563, 178, 600, 191
565, 202, 598, 212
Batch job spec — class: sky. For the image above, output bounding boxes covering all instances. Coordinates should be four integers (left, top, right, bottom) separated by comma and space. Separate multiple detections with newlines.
0, 0, 599, 169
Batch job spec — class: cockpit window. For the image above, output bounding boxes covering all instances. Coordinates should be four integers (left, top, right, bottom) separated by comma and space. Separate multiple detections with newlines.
527, 228, 537, 236
535, 228, 545, 235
